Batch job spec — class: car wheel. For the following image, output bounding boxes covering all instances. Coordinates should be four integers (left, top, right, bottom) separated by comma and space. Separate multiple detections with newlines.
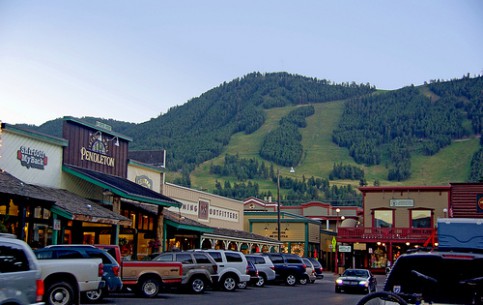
138, 277, 161, 298
237, 281, 247, 289
255, 275, 265, 287
46, 281, 75, 305
82, 288, 105, 303
285, 274, 297, 286
190, 277, 206, 294
221, 275, 237, 291
299, 275, 308, 285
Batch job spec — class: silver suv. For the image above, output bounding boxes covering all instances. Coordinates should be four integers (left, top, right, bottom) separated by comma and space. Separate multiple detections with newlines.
192, 250, 250, 291
0, 233, 45, 305
245, 254, 276, 286
152, 251, 217, 293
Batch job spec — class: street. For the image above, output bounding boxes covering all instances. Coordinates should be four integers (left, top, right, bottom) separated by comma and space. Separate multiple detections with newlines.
85, 273, 387, 305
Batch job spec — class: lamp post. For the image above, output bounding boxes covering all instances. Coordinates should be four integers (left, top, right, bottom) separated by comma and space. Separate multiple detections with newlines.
277, 167, 295, 243
277, 169, 281, 242
335, 208, 341, 233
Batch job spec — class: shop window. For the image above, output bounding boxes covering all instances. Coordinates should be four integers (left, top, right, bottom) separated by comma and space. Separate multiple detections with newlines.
374, 210, 393, 228
290, 243, 305, 257
1, 199, 19, 216
411, 210, 432, 228
370, 244, 388, 268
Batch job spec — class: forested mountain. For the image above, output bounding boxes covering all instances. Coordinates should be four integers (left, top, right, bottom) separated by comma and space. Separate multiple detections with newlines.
23, 72, 482, 206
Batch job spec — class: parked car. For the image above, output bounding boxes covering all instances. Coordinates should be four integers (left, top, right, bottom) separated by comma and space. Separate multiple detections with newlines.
190, 249, 250, 291
307, 257, 324, 280
383, 248, 483, 305
245, 254, 276, 287
151, 251, 217, 293
237, 261, 260, 289
301, 258, 317, 284
335, 268, 377, 294
258, 253, 307, 286
94, 244, 183, 298
34, 244, 122, 303
0, 233, 45, 305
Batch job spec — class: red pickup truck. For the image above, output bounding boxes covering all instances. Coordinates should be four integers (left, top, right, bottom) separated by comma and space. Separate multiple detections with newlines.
95, 244, 182, 298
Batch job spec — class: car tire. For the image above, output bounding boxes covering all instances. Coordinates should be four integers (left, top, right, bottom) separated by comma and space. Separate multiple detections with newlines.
255, 275, 266, 287
299, 275, 308, 285
237, 281, 247, 289
221, 275, 237, 292
189, 277, 206, 294
137, 277, 161, 298
285, 274, 297, 286
46, 280, 75, 305
82, 288, 105, 303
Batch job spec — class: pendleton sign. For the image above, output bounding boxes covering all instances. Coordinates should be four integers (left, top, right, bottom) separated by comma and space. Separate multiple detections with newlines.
80, 147, 115, 167
80, 131, 116, 167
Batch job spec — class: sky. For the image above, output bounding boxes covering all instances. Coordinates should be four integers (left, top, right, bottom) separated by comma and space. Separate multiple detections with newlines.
1, 1, 482, 126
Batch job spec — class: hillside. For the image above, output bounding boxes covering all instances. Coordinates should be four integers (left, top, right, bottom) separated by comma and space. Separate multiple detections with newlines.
23, 72, 483, 205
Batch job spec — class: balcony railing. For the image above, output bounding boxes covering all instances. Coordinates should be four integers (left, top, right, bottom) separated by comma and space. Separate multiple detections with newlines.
337, 227, 436, 242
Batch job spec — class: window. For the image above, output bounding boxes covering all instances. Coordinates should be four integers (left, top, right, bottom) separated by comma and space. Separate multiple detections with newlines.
207, 252, 222, 262
56, 250, 83, 259
374, 210, 393, 228
268, 254, 283, 264
86, 250, 112, 264
176, 254, 193, 264
0, 243, 30, 273
225, 252, 242, 262
193, 253, 211, 264
411, 210, 432, 228
155, 254, 173, 262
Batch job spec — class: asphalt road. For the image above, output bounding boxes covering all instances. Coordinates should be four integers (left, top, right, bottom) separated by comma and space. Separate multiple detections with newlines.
84, 273, 387, 305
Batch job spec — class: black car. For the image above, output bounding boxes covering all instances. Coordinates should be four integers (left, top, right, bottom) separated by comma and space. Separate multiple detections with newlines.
237, 261, 260, 289
34, 244, 122, 302
335, 268, 377, 294
259, 253, 307, 286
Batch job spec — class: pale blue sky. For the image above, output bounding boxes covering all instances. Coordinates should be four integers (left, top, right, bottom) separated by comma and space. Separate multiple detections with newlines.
1, 1, 482, 125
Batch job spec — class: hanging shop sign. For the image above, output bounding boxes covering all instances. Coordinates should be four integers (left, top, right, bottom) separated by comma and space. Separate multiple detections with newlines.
17, 146, 48, 170
80, 132, 115, 167
135, 175, 153, 189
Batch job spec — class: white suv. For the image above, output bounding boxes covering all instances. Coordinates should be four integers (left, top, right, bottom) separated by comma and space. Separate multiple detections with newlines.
195, 250, 250, 291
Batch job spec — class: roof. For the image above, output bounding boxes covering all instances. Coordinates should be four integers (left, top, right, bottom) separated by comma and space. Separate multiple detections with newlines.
0, 169, 130, 225
63, 165, 181, 208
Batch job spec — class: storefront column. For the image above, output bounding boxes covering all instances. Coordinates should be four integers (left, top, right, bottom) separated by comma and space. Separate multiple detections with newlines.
112, 196, 121, 245
157, 206, 164, 251
51, 213, 58, 245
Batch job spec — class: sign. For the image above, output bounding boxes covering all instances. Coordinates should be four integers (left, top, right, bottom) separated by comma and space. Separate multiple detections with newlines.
477, 194, 483, 213
339, 245, 352, 253
390, 199, 414, 207
331, 237, 337, 252
53, 219, 61, 231
17, 146, 48, 170
135, 175, 153, 189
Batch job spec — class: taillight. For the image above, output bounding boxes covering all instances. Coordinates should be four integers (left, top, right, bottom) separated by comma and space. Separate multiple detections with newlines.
112, 265, 120, 277
36, 279, 44, 302
318, 267, 323, 273
98, 263, 104, 277
270, 266, 275, 270
303, 264, 307, 268
246, 266, 250, 275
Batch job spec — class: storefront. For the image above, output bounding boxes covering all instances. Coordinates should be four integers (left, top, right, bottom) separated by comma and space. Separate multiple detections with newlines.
0, 122, 130, 246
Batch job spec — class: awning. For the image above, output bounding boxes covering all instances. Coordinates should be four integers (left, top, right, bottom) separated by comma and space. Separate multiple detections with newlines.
63, 165, 181, 208
0, 169, 130, 225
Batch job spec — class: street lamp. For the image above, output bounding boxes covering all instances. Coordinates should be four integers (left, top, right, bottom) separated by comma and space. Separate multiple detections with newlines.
335, 208, 341, 233
277, 167, 295, 242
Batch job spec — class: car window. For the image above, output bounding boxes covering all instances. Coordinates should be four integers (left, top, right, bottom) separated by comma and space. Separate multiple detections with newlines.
310, 259, 322, 267
86, 250, 112, 264
286, 257, 302, 264
225, 252, 243, 262
207, 252, 223, 263
193, 253, 212, 264
256, 257, 266, 264
35, 250, 54, 259
56, 249, 84, 259
155, 254, 173, 262
176, 253, 194, 264
0, 243, 30, 273
268, 255, 283, 264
